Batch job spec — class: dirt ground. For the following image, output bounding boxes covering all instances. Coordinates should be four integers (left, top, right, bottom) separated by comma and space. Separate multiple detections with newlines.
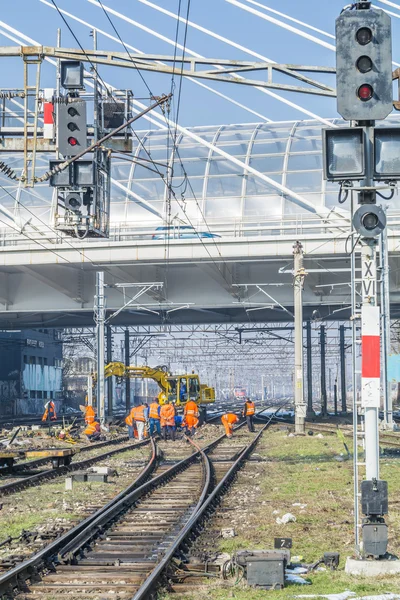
160, 424, 400, 599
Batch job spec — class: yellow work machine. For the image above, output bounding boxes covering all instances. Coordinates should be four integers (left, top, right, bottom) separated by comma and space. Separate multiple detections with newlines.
103, 363, 215, 412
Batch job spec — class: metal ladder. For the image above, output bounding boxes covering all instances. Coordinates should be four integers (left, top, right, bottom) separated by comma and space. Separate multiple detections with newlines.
351, 236, 365, 554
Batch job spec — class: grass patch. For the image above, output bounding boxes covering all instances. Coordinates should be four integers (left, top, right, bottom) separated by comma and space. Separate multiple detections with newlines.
160, 427, 400, 599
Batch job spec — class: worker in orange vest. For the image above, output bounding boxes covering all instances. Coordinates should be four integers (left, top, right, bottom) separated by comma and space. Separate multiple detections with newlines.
221, 413, 239, 438
42, 400, 57, 422
84, 405, 96, 425
149, 398, 161, 436
184, 399, 200, 436
133, 404, 149, 441
242, 397, 256, 432
125, 408, 136, 440
160, 400, 176, 442
84, 421, 101, 442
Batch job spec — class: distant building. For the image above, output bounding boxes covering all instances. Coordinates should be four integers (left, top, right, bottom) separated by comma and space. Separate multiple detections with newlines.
66, 356, 95, 406
0, 329, 63, 415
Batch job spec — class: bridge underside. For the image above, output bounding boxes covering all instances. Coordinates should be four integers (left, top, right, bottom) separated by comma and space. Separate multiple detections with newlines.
0, 235, 399, 328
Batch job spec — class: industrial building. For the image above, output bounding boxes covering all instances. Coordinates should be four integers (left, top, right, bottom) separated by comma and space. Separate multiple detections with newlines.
0, 329, 62, 415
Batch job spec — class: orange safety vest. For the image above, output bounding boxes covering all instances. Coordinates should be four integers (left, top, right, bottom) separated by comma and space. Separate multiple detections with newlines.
149, 402, 160, 419
184, 400, 199, 418
84, 421, 99, 436
222, 413, 239, 425
125, 411, 134, 426
133, 405, 146, 422
42, 401, 57, 422
160, 404, 175, 427
185, 415, 199, 429
244, 401, 255, 416
85, 406, 95, 424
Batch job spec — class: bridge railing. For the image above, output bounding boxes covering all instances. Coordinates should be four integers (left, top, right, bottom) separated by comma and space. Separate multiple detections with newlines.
1, 212, 400, 246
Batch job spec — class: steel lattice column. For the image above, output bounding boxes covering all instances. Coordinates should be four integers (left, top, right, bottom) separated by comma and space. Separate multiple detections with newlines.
320, 325, 327, 416
306, 320, 314, 416
125, 329, 130, 413
106, 325, 113, 416
339, 324, 347, 413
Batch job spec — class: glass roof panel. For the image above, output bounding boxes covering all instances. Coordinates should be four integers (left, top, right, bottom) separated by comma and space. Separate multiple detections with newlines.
209, 158, 245, 175
176, 145, 209, 159
215, 142, 249, 155
112, 162, 132, 180
251, 140, 286, 154
217, 130, 253, 141
254, 127, 292, 141
286, 171, 322, 192
290, 138, 322, 152
249, 155, 285, 173
207, 175, 243, 197
246, 173, 282, 195
129, 179, 167, 201
133, 162, 167, 179
205, 196, 242, 217
179, 178, 204, 198
244, 196, 282, 217
4, 117, 400, 234
287, 153, 323, 171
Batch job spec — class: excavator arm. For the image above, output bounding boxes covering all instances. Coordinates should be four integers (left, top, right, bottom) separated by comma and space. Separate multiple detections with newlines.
93, 362, 215, 408
103, 362, 171, 395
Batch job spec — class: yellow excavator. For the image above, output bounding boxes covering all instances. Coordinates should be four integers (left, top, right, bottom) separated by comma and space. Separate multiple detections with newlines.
96, 362, 215, 410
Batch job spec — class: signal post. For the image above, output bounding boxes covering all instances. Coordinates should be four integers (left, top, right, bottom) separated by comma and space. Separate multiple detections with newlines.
324, 1, 398, 562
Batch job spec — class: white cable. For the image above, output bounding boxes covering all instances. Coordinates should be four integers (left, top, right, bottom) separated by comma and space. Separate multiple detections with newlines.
372, 3, 400, 18
226, 0, 400, 67
227, 0, 333, 50
376, 0, 400, 9
93, 0, 336, 128
39, 0, 271, 123
0, 16, 349, 223
240, 0, 335, 39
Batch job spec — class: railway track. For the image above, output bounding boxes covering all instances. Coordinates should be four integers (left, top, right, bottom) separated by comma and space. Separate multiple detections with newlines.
0, 419, 272, 599
305, 421, 400, 448
0, 435, 131, 476
0, 437, 149, 496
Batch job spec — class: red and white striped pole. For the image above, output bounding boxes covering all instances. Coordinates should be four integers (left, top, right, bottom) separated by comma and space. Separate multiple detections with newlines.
42, 88, 54, 140
361, 243, 380, 481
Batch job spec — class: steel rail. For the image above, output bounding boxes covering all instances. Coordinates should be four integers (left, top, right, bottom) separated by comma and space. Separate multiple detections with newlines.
132, 415, 275, 599
0, 435, 130, 476
58, 435, 222, 562
0, 432, 222, 597
0, 437, 158, 598
0, 437, 149, 496
0, 424, 250, 596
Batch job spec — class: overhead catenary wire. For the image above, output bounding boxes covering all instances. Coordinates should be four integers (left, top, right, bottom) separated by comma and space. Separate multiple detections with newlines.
136, 0, 337, 127
50, 0, 114, 97
0, 18, 237, 313
0, 12, 346, 298
38, 0, 337, 223
64, 0, 272, 122
68, 0, 239, 295
97, 0, 154, 98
